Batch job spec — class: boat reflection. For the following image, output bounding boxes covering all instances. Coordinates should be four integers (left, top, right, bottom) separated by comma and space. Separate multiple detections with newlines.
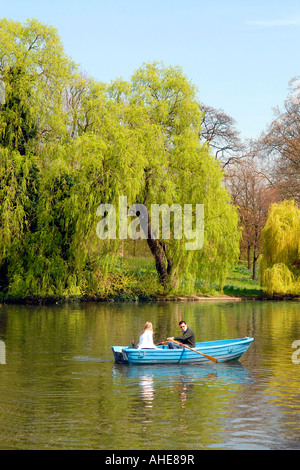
139, 376, 154, 408
113, 362, 254, 408
113, 361, 254, 384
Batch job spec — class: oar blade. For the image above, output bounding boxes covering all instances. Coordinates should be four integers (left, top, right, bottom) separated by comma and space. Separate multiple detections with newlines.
204, 354, 218, 363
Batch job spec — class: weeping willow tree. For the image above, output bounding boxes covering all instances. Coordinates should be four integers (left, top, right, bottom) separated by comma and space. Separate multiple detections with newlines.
3, 76, 153, 300
104, 62, 241, 293
260, 200, 300, 295
0, 148, 39, 295
0, 18, 76, 299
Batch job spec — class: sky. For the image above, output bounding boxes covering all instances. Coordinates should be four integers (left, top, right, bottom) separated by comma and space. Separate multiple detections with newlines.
1, 0, 300, 141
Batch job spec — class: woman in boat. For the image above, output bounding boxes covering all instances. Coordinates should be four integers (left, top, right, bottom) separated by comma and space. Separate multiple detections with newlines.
131, 322, 157, 349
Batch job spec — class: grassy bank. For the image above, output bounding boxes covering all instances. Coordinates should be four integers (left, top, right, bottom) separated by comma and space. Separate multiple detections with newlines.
0, 258, 265, 303
115, 257, 264, 300
223, 264, 264, 298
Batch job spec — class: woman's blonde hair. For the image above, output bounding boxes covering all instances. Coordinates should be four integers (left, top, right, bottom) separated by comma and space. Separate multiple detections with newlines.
141, 321, 153, 334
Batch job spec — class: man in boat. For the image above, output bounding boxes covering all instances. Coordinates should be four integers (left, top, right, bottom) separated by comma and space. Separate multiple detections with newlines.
166, 320, 196, 349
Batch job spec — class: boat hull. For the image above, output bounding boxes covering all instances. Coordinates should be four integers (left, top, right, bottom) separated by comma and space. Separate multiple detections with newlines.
111, 337, 254, 365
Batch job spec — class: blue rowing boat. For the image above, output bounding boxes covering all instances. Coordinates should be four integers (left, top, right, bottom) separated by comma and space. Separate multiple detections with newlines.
111, 337, 254, 365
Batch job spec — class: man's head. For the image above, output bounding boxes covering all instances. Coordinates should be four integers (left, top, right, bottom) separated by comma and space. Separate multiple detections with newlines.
179, 320, 187, 332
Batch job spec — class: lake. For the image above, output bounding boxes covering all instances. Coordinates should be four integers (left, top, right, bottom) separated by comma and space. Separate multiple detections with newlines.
0, 299, 299, 450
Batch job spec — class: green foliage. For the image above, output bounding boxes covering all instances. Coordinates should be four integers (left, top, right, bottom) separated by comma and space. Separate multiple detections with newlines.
0, 19, 241, 301
260, 200, 300, 295
0, 65, 38, 154
0, 17, 75, 145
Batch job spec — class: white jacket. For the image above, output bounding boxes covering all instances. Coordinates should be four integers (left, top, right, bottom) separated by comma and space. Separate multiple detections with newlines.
137, 330, 157, 349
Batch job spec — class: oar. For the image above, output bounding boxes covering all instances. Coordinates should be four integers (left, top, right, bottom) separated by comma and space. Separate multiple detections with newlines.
169, 339, 218, 363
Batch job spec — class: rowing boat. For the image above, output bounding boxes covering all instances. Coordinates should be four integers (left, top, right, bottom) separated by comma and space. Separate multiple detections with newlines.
111, 337, 254, 365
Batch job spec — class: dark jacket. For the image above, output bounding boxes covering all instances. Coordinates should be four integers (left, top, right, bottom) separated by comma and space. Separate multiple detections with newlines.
174, 327, 195, 348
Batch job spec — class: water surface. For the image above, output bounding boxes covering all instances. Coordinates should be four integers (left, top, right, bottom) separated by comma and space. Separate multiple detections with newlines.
0, 300, 299, 450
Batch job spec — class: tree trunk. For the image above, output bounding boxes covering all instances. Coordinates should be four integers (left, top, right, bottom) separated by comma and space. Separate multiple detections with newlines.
247, 245, 251, 270
146, 218, 173, 287
252, 245, 258, 281
139, 192, 173, 287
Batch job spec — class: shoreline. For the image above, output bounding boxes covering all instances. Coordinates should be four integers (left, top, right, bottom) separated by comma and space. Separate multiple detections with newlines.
1, 292, 300, 305
157, 294, 300, 302
157, 294, 243, 302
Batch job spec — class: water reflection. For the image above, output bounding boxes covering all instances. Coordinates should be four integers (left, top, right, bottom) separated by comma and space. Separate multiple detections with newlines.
113, 362, 254, 411
113, 361, 254, 385
139, 376, 154, 408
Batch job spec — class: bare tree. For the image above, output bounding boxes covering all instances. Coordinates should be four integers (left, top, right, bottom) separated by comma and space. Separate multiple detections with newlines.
259, 78, 300, 202
227, 158, 279, 280
199, 103, 245, 167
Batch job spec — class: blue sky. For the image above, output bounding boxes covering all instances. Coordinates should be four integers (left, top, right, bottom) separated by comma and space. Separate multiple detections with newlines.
1, 0, 300, 140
